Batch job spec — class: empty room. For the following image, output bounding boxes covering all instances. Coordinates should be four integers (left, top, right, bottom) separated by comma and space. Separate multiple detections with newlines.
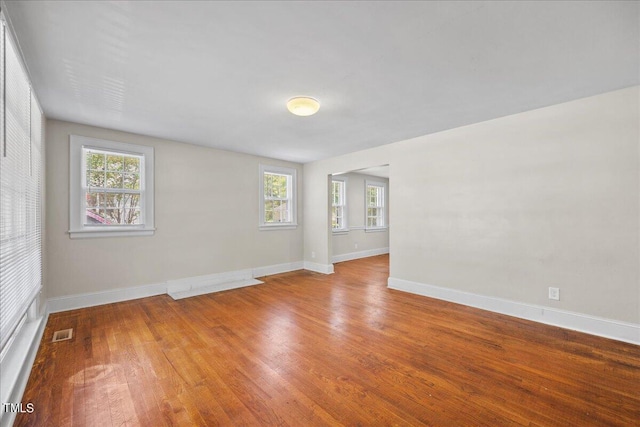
0, 1, 639, 426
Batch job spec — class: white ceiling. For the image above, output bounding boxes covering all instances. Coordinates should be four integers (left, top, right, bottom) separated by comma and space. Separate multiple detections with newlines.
5, 1, 639, 163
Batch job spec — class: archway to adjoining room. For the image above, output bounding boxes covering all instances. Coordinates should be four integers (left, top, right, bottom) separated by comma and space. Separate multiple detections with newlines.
328, 164, 390, 269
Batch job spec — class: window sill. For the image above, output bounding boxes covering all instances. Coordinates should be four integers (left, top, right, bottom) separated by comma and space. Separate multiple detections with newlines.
365, 227, 388, 233
68, 228, 156, 239
259, 223, 298, 231
332, 229, 349, 235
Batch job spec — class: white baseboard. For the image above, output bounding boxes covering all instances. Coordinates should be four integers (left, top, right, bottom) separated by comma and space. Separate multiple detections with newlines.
47, 261, 307, 310
47, 282, 167, 313
303, 261, 335, 274
388, 277, 640, 345
0, 313, 48, 427
332, 247, 389, 263
253, 261, 304, 277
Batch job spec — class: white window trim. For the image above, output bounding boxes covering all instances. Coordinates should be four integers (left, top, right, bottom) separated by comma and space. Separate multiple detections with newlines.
365, 179, 387, 232
259, 164, 297, 230
69, 135, 155, 239
331, 176, 348, 233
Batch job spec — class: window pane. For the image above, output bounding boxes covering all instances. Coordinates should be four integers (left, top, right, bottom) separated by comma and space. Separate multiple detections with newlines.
275, 176, 288, 198
275, 200, 289, 222
264, 174, 271, 196
86, 208, 110, 225
264, 174, 272, 197
265, 204, 274, 222
332, 206, 344, 229
106, 154, 124, 171
124, 156, 140, 173
265, 200, 275, 222
265, 173, 288, 199
264, 199, 290, 223
106, 172, 123, 189
124, 209, 141, 224
87, 171, 105, 187
124, 194, 140, 209
104, 193, 123, 208
86, 192, 100, 208
123, 173, 140, 190
367, 185, 384, 208
86, 152, 105, 171
103, 208, 121, 224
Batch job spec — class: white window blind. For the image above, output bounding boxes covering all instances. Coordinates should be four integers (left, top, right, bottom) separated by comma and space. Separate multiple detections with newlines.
0, 17, 44, 352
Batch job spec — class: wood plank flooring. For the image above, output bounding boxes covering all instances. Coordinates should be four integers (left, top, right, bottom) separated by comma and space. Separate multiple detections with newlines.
15, 255, 640, 426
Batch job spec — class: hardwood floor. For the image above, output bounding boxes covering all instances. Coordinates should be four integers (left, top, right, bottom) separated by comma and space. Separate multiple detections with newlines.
16, 255, 640, 426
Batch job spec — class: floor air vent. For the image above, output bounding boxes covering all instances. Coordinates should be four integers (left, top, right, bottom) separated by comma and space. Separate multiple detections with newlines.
52, 328, 73, 342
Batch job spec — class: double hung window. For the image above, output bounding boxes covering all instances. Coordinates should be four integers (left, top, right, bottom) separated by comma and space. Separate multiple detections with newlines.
259, 165, 297, 229
331, 178, 347, 231
69, 135, 155, 238
366, 181, 386, 230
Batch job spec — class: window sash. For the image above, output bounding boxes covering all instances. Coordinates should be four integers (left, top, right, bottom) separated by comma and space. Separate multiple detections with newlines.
366, 183, 385, 228
81, 146, 145, 226
332, 206, 344, 229
332, 179, 346, 230
263, 172, 292, 223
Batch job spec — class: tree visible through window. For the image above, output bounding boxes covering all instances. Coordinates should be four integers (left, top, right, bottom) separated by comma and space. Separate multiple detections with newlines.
70, 135, 155, 238
84, 149, 143, 225
260, 164, 297, 228
263, 172, 291, 223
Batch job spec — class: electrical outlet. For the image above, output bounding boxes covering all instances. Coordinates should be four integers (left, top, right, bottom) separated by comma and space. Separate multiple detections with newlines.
548, 287, 560, 301
311, 251, 316, 259
355, 243, 358, 249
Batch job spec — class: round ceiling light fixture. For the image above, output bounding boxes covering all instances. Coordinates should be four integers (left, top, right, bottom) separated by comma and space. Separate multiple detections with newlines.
287, 96, 320, 116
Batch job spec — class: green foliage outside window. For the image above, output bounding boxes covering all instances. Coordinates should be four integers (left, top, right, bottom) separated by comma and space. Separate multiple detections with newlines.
264, 172, 290, 223
84, 150, 142, 225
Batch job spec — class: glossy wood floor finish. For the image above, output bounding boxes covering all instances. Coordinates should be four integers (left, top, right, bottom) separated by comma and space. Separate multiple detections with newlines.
16, 255, 640, 426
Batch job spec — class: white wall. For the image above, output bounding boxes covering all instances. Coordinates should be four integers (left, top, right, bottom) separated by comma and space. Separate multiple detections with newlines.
304, 87, 640, 325
331, 172, 389, 261
46, 120, 303, 298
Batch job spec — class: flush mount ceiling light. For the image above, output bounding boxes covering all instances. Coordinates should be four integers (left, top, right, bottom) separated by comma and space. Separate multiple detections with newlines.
287, 96, 320, 116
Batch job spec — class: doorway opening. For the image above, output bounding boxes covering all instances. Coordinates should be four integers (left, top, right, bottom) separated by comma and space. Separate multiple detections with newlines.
329, 165, 390, 268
